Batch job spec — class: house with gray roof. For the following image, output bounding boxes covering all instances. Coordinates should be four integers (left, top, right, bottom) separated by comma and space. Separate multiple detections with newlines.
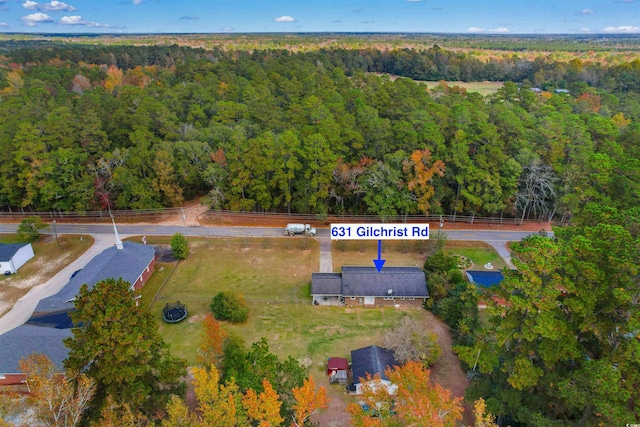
0, 242, 34, 275
311, 266, 428, 307
350, 345, 398, 395
0, 235, 156, 385
34, 241, 156, 315
0, 325, 73, 385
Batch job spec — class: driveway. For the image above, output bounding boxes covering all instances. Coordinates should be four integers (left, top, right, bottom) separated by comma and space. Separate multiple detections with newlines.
0, 234, 118, 335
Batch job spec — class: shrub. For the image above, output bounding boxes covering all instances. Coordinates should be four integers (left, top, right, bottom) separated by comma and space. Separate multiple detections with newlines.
170, 232, 188, 260
383, 317, 442, 366
210, 291, 249, 323
17, 216, 49, 242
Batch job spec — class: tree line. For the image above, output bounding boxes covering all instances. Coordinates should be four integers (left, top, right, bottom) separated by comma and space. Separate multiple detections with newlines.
0, 45, 638, 221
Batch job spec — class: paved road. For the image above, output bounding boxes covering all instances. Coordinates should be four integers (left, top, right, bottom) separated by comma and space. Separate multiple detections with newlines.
0, 221, 543, 334
0, 222, 538, 242
0, 222, 539, 270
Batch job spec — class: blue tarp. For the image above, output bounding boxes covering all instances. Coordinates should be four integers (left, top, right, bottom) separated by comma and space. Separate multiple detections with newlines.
466, 270, 504, 287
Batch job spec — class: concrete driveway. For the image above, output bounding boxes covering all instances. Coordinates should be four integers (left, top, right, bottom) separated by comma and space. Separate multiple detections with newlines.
0, 234, 119, 335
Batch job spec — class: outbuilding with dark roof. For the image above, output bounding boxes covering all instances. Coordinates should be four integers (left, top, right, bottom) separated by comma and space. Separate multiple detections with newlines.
350, 345, 398, 395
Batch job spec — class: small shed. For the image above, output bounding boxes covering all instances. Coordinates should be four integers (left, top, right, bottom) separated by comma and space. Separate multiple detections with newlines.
327, 357, 349, 385
0, 243, 34, 275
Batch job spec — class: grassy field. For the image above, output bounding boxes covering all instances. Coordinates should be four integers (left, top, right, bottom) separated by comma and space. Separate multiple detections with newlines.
371, 73, 504, 96
422, 80, 504, 96
138, 237, 428, 367
140, 236, 507, 367
332, 240, 435, 270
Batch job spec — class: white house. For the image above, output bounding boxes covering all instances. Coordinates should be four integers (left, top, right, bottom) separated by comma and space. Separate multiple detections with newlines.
0, 243, 35, 275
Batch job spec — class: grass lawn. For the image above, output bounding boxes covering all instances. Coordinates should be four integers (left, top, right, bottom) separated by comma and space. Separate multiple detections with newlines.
140, 237, 424, 367
444, 241, 507, 270
332, 240, 431, 271
140, 237, 508, 369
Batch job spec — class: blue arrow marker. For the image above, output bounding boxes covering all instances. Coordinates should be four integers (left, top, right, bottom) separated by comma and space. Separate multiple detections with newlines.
373, 240, 386, 272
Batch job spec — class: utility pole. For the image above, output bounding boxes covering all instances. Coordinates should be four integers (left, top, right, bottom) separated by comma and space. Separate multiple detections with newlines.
181, 208, 187, 239
52, 220, 60, 247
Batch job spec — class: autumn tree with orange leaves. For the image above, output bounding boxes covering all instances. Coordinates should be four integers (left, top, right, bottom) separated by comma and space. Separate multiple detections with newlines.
198, 314, 228, 369
290, 377, 329, 427
243, 379, 284, 427
348, 361, 463, 427
163, 364, 328, 427
0, 354, 96, 427
403, 148, 446, 215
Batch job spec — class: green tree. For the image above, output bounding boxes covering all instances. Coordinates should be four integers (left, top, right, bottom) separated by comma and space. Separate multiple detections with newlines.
210, 291, 249, 323
170, 232, 189, 260
231, 338, 307, 421
64, 278, 186, 416
456, 214, 640, 426
17, 215, 49, 241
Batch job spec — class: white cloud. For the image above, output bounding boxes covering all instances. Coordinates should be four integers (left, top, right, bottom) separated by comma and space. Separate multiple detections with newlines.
0, 22, 7, 27
580, 27, 591, 32
23, 1, 76, 11
488, 27, 509, 33
221, 26, 234, 32
133, 0, 143, 4
467, 27, 485, 33
21, 12, 54, 26
581, 8, 594, 15
59, 15, 109, 27
59, 15, 82, 24
274, 15, 295, 23
603, 25, 640, 32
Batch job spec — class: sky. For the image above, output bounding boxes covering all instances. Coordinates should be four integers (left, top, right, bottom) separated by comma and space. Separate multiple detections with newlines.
0, 0, 638, 34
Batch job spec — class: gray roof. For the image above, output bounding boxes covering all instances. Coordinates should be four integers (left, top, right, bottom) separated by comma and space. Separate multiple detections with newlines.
342, 266, 427, 297
0, 243, 30, 262
35, 241, 155, 313
351, 345, 397, 383
311, 272, 343, 295
0, 325, 72, 373
311, 266, 428, 298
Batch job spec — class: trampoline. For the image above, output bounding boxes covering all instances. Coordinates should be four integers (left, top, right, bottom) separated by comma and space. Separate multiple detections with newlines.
162, 301, 188, 323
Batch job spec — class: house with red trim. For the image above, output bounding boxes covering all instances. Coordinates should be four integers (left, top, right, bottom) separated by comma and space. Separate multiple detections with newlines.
0, 240, 156, 386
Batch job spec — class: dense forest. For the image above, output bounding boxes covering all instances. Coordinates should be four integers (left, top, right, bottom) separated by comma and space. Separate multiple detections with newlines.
0, 42, 639, 222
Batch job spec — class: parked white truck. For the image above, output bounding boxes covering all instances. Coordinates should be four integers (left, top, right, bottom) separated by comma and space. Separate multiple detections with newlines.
284, 223, 317, 236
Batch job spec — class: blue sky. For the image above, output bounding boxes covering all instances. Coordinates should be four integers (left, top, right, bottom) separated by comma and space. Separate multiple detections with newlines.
0, 0, 638, 34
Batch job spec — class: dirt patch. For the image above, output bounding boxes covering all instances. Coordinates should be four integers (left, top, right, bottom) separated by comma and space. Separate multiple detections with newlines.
187, 313, 206, 324
157, 201, 209, 227
155, 245, 178, 263
424, 311, 474, 425
310, 380, 352, 427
